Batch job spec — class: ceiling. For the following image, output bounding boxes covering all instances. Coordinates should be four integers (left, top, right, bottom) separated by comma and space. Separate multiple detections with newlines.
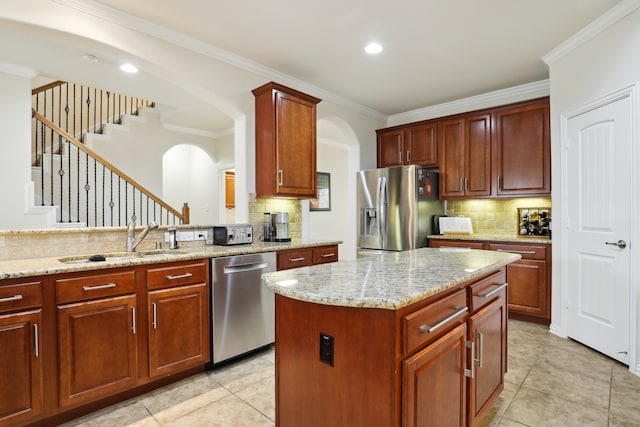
2, 0, 621, 133
92, 0, 620, 116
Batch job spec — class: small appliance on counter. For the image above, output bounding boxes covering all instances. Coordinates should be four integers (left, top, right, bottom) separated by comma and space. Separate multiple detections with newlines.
212, 224, 253, 245
262, 212, 291, 242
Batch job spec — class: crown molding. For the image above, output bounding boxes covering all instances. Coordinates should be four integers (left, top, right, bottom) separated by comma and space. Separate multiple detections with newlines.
52, 0, 386, 121
542, 0, 640, 66
386, 80, 550, 127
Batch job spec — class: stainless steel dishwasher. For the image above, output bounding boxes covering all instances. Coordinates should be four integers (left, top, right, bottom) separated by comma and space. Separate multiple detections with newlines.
211, 252, 276, 364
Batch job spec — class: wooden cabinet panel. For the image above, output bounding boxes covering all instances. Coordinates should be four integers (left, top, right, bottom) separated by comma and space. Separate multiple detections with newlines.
467, 289, 507, 425
402, 323, 467, 427
485, 243, 547, 260
224, 171, 235, 208
311, 245, 338, 265
377, 128, 404, 167
468, 270, 507, 313
277, 248, 313, 270
253, 82, 321, 198
146, 260, 208, 291
0, 281, 42, 314
465, 113, 492, 197
0, 310, 43, 426
429, 239, 485, 250
504, 259, 548, 317
439, 118, 466, 198
493, 100, 550, 196
55, 271, 135, 304
57, 294, 138, 408
148, 283, 209, 379
405, 123, 438, 167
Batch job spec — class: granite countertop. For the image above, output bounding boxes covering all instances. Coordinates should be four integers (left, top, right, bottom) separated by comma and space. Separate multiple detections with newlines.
0, 240, 341, 281
262, 247, 520, 310
428, 233, 551, 245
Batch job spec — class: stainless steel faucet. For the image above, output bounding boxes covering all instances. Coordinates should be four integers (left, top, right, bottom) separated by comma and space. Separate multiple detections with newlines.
127, 220, 159, 252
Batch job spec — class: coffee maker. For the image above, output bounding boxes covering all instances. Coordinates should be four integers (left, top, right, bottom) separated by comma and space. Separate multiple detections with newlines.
263, 212, 291, 242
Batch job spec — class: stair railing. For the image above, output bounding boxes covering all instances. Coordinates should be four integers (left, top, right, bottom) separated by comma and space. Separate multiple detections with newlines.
32, 110, 189, 227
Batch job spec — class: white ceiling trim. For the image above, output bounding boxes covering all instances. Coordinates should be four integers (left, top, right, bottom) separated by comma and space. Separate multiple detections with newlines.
52, 0, 386, 121
387, 80, 550, 127
542, 0, 640, 66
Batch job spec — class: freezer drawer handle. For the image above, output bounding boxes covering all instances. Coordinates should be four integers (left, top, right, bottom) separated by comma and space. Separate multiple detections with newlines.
478, 283, 508, 298
495, 249, 536, 255
166, 273, 193, 280
82, 283, 117, 291
224, 262, 269, 274
0, 294, 23, 303
419, 306, 468, 334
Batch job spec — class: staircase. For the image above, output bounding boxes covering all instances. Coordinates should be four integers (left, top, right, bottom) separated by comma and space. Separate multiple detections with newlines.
31, 81, 189, 227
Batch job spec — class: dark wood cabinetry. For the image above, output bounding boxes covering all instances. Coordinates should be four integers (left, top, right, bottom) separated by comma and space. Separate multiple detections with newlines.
276, 245, 338, 270
430, 239, 551, 324
275, 268, 508, 427
377, 122, 438, 168
253, 82, 321, 198
0, 280, 44, 427
377, 98, 550, 199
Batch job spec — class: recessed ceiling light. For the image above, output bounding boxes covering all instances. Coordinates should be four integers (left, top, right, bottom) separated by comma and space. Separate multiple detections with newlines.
365, 42, 383, 55
120, 63, 138, 74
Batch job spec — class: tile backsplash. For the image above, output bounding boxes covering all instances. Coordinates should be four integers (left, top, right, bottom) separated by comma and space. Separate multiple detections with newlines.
445, 197, 551, 236
248, 194, 302, 240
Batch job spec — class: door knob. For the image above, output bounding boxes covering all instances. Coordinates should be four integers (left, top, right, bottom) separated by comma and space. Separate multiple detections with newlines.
605, 240, 627, 249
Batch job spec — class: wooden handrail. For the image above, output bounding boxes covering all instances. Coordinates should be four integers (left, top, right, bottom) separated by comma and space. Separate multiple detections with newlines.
32, 109, 186, 222
32, 80, 66, 96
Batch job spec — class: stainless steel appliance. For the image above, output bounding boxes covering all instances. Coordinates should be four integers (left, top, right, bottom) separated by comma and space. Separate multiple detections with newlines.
357, 165, 444, 251
262, 212, 291, 242
211, 252, 276, 364
212, 224, 253, 245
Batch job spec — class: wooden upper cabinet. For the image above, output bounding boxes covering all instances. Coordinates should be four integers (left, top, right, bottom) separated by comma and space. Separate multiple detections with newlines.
493, 98, 550, 196
439, 114, 491, 198
377, 122, 438, 168
253, 82, 321, 198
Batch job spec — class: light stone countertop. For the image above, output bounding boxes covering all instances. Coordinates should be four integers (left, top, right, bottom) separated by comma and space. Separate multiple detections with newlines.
428, 234, 551, 245
0, 240, 341, 281
262, 247, 521, 310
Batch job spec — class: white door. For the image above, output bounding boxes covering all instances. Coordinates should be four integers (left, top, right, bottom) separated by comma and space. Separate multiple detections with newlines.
565, 94, 632, 364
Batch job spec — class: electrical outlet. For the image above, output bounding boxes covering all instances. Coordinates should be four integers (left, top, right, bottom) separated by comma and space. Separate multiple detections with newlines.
196, 230, 208, 240
319, 333, 334, 367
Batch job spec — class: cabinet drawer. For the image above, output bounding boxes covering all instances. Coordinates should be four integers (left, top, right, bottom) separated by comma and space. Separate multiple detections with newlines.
277, 248, 313, 270
469, 269, 507, 313
403, 288, 467, 355
147, 260, 208, 290
486, 243, 547, 260
56, 272, 135, 304
0, 281, 42, 313
312, 245, 338, 265
429, 239, 485, 250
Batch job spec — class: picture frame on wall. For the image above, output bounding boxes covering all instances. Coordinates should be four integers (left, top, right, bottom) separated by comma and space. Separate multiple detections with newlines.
310, 172, 331, 211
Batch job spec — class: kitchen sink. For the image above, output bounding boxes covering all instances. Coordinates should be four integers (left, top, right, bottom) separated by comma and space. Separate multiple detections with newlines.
59, 249, 187, 264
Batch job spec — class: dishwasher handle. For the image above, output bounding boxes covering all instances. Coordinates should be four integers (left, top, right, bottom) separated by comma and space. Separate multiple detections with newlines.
223, 262, 270, 274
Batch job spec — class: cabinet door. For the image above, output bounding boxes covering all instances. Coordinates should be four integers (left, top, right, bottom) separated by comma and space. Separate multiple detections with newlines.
405, 123, 438, 167
377, 128, 404, 167
505, 259, 548, 318
402, 323, 467, 427
493, 99, 550, 196
275, 90, 317, 197
467, 290, 507, 426
465, 113, 492, 197
148, 283, 210, 378
0, 310, 43, 426
439, 118, 466, 198
57, 294, 138, 408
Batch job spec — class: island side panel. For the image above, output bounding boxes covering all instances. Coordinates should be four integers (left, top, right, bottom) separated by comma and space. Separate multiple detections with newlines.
275, 295, 397, 427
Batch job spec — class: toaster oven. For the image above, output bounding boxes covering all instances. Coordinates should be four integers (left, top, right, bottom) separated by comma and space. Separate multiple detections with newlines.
213, 225, 253, 245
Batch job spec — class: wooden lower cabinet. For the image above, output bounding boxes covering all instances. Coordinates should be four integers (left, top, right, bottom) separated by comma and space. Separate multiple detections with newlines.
429, 239, 551, 324
402, 323, 468, 427
275, 268, 508, 427
276, 245, 339, 270
57, 294, 138, 409
0, 310, 44, 427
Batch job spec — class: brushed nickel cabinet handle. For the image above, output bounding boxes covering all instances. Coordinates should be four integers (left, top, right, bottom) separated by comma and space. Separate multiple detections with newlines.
0, 294, 23, 303
152, 303, 157, 329
278, 169, 283, 186
34, 323, 39, 358
321, 253, 335, 258
289, 257, 306, 262
478, 283, 508, 298
465, 340, 475, 378
131, 307, 136, 334
460, 177, 463, 192
406, 150, 411, 163
475, 331, 483, 368
83, 283, 117, 291
419, 306, 468, 334
166, 273, 193, 280
399, 151, 403, 163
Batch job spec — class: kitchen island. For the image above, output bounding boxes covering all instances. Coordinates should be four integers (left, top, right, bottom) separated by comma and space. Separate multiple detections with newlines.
262, 247, 520, 427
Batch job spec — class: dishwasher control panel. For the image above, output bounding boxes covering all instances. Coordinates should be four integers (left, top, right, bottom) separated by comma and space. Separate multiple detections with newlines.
213, 225, 253, 245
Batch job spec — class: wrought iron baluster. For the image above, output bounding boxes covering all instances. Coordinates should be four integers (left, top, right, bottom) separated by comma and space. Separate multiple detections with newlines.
58, 134, 64, 223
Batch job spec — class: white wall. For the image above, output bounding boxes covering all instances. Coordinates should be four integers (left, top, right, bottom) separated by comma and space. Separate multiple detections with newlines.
547, 4, 640, 372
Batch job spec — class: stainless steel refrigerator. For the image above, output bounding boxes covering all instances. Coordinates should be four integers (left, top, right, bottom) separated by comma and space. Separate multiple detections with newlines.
357, 165, 444, 251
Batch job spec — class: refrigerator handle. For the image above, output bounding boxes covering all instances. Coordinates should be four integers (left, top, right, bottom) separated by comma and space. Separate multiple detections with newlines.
378, 176, 387, 240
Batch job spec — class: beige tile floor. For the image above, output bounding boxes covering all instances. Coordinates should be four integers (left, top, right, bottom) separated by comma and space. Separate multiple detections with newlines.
62, 319, 640, 427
